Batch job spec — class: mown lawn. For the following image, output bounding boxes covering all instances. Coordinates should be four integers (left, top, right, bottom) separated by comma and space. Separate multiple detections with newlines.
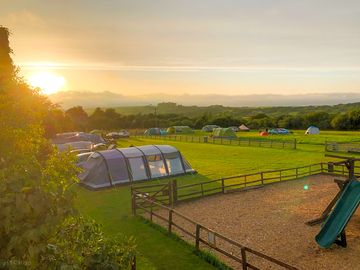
75, 134, 358, 269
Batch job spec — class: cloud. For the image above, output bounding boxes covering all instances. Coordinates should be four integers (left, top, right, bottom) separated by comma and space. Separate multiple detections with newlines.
17, 61, 360, 73
3, 10, 46, 28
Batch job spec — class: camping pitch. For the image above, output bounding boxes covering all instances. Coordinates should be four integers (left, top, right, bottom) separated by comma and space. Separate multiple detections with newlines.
212, 127, 237, 138
79, 145, 196, 189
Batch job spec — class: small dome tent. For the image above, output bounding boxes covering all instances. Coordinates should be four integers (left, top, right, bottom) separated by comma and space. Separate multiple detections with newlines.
212, 128, 237, 138
144, 128, 162, 136
269, 128, 290, 135
239, 124, 250, 131
79, 145, 196, 190
201, 125, 219, 132
167, 126, 194, 134
305, 126, 320, 135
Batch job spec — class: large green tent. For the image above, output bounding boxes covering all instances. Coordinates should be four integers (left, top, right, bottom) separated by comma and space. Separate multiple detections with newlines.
167, 126, 194, 134
212, 127, 237, 138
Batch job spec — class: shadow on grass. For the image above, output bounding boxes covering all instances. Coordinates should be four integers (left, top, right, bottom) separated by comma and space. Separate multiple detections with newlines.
139, 217, 232, 270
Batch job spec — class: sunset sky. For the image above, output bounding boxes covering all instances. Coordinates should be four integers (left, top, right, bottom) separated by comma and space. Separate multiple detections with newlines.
2, 0, 360, 96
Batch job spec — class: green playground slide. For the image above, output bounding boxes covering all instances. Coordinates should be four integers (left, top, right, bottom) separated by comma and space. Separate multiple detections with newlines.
316, 180, 360, 248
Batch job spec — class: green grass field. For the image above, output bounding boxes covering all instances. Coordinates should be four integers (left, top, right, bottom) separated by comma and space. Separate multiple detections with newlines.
173, 129, 360, 145
75, 132, 359, 269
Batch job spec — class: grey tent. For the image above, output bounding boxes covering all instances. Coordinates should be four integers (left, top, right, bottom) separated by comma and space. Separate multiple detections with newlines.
52, 132, 105, 144
57, 141, 93, 152
79, 145, 196, 190
201, 125, 220, 132
144, 128, 162, 136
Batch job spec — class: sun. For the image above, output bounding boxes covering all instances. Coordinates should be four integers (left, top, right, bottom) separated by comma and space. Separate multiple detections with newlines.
28, 71, 66, 95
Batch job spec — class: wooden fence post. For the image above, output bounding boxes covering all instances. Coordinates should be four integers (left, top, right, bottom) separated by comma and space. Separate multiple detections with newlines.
195, 224, 200, 250
294, 138, 297, 149
296, 168, 298, 178
131, 255, 136, 270
168, 209, 173, 233
221, 178, 225, 193
131, 194, 136, 216
150, 201, 153, 222
168, 181, 173, 208
261, 172, 264, 185
172, 179, 178, 204
241, 247, 247, 270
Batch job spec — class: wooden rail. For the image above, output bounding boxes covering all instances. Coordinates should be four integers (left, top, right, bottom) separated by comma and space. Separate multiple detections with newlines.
133, 194, 297, 269
132, 162, 359, 206
135, 134, 297, 149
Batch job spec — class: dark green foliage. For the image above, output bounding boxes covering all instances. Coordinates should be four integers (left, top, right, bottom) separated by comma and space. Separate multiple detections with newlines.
53, 104, 360, 132
0, 26, 136, 269
41, 216, 136, 269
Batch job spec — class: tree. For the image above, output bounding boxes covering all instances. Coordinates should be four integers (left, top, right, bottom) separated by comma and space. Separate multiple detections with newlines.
65, 106, 89, 131
0, 26, 135, 269
331, 113, 351, 130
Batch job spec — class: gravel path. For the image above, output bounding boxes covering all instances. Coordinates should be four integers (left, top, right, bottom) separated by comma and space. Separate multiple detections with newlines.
153, 175, 360, 269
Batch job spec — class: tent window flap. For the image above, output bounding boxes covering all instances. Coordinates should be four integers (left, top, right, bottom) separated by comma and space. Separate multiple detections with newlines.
147, 155, 167, 178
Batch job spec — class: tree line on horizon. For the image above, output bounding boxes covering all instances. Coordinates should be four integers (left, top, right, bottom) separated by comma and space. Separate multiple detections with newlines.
45, 104, 360, 136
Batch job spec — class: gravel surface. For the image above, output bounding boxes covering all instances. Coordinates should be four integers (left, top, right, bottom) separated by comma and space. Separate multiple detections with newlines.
152, 175, 360, 270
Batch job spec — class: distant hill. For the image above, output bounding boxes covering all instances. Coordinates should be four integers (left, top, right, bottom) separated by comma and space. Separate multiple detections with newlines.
49, 91, 360, 109
49, 91, 360, 117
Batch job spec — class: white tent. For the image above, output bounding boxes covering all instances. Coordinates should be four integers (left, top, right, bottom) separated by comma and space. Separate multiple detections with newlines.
305, 126, 320, 135
239, 124, 250, 131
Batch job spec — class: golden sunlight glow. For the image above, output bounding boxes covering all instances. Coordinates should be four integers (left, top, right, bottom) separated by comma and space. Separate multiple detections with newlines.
28, 71, 66, 95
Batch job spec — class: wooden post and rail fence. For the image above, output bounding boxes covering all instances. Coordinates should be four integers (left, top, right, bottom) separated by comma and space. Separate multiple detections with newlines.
325, 141, 360, 153
135, 134, 297, 150
130, 161, 359, 270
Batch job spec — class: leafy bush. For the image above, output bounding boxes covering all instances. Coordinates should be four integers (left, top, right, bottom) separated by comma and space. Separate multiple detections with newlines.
41, 216, 136, 270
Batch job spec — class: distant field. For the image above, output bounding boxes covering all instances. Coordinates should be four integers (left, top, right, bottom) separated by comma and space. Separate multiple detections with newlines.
157, 129, 360, 145
76, 134, 359, 270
